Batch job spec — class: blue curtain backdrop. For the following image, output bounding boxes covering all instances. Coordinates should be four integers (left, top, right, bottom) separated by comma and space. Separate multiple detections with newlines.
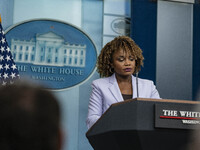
131, 0, 157, 83
193, 3, 200, 100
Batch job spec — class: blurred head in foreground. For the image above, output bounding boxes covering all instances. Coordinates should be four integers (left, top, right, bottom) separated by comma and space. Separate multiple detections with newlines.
0, 82, 62, 150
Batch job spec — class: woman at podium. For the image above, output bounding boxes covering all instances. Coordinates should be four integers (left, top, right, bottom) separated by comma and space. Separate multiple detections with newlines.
86, 36, 160, 129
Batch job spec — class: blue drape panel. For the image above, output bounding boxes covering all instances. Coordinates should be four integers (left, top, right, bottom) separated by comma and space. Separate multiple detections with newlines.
131, 0, 157, 83
193, 4, 200, 100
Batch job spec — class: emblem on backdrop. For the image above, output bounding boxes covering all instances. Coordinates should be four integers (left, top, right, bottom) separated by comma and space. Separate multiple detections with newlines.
111, 17, 130, 36
5, 19, 97, 90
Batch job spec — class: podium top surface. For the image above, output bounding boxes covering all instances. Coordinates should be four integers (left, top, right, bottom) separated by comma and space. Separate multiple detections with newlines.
112, 98, 200, 106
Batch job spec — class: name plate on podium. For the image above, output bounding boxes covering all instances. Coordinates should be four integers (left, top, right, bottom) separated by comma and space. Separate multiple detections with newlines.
155, 103, 200, 129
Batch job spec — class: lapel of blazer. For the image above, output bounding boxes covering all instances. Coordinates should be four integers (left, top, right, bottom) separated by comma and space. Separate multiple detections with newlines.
108, 74, 124, 102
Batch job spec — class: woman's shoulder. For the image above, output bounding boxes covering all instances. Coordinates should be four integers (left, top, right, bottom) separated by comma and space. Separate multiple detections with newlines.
92, 76, 110, 84
137, 77, 154, 84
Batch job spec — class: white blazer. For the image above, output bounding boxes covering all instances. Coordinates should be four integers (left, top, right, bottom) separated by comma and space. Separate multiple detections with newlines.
86, 73, 160, 129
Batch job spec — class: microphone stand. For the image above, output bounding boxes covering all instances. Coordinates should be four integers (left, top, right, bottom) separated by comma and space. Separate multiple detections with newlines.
136, 72, 139, 98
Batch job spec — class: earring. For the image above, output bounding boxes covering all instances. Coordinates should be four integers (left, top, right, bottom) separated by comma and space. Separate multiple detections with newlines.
109, 68, 113, 73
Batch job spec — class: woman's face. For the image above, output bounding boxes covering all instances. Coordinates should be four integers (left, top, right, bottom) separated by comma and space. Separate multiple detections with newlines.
111, 49, 136, 77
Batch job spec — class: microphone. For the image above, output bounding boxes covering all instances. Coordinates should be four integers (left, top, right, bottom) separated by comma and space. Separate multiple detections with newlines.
136, 72, 139, 98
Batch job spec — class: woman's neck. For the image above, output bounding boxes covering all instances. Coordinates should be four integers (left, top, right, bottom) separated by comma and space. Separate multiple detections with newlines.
115, 74, 133, 95
115, 74, 132, 83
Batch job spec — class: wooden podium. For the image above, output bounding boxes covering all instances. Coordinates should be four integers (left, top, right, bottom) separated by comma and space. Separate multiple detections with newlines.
86, 98, 200, 150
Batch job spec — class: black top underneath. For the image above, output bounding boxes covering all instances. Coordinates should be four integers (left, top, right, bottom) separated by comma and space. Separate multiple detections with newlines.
122, 94, 132, 100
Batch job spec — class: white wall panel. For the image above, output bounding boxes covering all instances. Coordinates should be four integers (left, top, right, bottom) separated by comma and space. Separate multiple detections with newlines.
156, 0, 193, 100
